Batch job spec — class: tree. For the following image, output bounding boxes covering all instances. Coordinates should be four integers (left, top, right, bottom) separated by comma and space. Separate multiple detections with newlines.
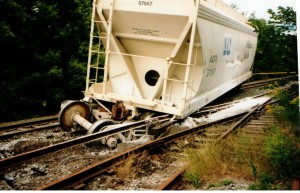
249, 7, 297, 73
0, 0, 92, 121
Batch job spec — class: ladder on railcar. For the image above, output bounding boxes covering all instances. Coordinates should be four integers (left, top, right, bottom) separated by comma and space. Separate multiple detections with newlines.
161, 0, 200, 105
85, 0, 114, 92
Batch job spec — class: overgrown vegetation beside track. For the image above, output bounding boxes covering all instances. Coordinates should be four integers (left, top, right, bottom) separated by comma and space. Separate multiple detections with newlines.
183, 136, 271, 189
269, 83, 299, 131
184, 83, 300, 190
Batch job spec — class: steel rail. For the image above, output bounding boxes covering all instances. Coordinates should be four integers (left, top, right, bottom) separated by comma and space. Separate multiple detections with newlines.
154, 96, 275, 190
0, 115, 170, 170
157, 165, 188, 190
38, 93, 275, 190
38, 112, 248, 190
0, 115, 58, 131
195, 93, 271, 115
216, 97, 273, 141
0, 122, 59, 139
241, 75, 296, 90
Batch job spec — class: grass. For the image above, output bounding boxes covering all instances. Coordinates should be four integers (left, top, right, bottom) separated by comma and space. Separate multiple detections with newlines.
115, 153, 138, 179
182, 126, 299, 190
115, 151, 161, 180
183, 136, 270, 188
183, 82, 300, 190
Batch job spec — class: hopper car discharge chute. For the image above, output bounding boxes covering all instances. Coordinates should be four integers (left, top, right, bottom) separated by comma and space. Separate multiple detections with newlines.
59, 0, 258, 146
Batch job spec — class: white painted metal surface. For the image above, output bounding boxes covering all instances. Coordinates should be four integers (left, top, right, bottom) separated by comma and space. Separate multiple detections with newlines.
84, 0, 258, 118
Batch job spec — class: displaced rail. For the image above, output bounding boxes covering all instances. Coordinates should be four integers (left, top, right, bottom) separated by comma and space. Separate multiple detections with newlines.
0, 115, 171, 170
37, 94, 274, 190
1, 79, 294, 190
156, 98, 278, 190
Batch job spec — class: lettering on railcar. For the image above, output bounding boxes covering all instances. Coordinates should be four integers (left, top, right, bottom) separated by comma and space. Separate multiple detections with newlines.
132, 27, 160, 36
209, 54, 218, 63
243, 50, 250, 59
206, 68, 216, 77
225, 60, 234, 64
246, 41, 253, 49
138, 1, 153, 6
243, 41, 252, 59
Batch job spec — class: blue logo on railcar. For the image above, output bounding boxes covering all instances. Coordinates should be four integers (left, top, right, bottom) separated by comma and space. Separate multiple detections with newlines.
223, 37, 231, 56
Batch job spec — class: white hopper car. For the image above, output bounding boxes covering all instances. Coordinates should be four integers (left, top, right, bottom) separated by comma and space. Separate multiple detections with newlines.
59, 0, 258, 143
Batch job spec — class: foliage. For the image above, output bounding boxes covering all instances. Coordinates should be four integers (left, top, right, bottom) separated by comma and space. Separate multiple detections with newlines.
264, 125, 299, 179
270, 83, 300, 130
249, 124, 298, 190
184, 171, 203, 188
249, 83, 299, 190
183, 135, 269, 189
249, 6, 297, 73
248, 171, 287, 190
185, 116, 299, 190
0, 0, 92, 121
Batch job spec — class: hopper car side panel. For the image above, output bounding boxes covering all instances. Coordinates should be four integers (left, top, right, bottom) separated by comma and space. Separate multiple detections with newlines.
187, 3, 258, 116
84, 0, 258, 118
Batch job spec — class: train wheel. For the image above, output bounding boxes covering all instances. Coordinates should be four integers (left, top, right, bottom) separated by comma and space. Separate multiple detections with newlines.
58, 100, 90, 132
88, 120, 118, 147
87, 119, 116, 134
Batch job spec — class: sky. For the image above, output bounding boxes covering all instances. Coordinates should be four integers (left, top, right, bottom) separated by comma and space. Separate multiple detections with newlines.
222, 0, 296, 20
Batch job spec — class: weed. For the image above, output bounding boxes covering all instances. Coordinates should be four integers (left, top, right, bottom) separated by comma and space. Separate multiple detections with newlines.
115, 153, 138, 179
270, 84, 299, 131
264, 125, 299, 179
183, 171, 202, 188
183, 136, 268, 189
183, 82, 299, 190
249, 160, 258, 181
248, 172, 287, 190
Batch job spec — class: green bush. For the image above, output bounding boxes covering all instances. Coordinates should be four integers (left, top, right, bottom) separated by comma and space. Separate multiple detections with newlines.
271, 85, 300, 130
264, 125, 299, 179
248, 172, 275, 190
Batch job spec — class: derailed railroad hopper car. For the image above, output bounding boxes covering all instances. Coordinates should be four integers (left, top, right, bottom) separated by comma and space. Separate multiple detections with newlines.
59, 0, 258, 140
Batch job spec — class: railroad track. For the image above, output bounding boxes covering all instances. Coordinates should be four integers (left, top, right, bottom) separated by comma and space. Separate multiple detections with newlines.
241, 75, 296, 90
0, 122, 60, 140
156, 103, 278, 190
0, 115, 172, 169
0, 115, 58, 130
0, 93, 273, 190
0, 115, 60, 139
35, 94, 273, 190
0, 77, 294, 190
0, 91, 257, 160
0, 118, 75, 160
0, 115, 176, 189
0, 75, 290, 139
0, 85, 270, 160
